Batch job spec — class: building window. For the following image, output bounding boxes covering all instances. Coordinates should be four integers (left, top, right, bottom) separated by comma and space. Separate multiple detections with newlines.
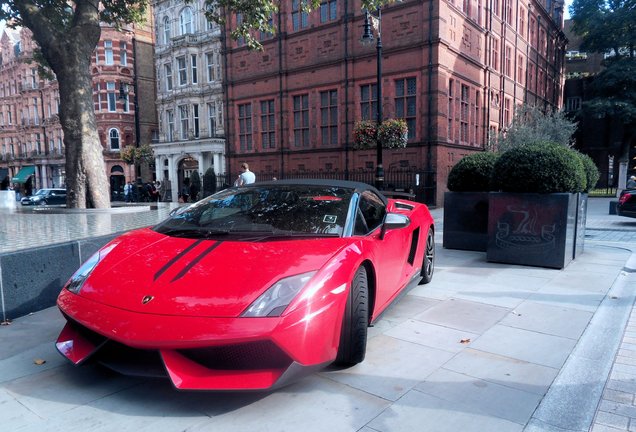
360, 83, 377, 121
504, 97, 511, 125
460, 84, 469, 143
179, 105, 189, 140
120, 41, 127, 66
177, 56, 187, 86
292, 0, 309, 30
192, 104, 200, 138
566, 97, 581, 112
191, 54, 198, 84
529, 16, 536, 44
320, 90, 338, 146
163, 16, 171, 44
207, 102, 216, 137
261, 100, 276, 149
165, 63, 173, 91
528, 63, 535, 91
180, 7, 194, 35
104, 40, 113, 65
463, 0, 470, 15
475, 90, 481, 145
505, 45, 512, 77
505, 0, 513, 25
166, 109, 175, 141
519, 7, 526, 37
395, 77, 417, 139
320, 0, 337, 23
293, 94, 310, 147
95, 82, 101, 111
109, 128, 120, 150
107, 82, 116, 112
493, 0, 500, 16
206, 52, 216, 81
517, 54, 524, 82
238, 103, 253, 151
122, 86, 129, 112
491, 38, 499, 71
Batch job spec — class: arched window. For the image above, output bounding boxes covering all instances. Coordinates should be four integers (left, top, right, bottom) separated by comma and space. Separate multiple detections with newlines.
111, 165, 124, 174
109, 128, 120, 150
163, 16, 171, 44
180, 7, 194, 35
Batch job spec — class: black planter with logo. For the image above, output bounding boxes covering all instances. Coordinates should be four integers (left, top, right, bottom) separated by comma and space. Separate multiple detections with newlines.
443, 192, 489, 251
486, 192, 578, 269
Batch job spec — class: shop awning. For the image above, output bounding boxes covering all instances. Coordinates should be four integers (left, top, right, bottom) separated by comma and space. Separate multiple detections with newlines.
11, 166, 35, 183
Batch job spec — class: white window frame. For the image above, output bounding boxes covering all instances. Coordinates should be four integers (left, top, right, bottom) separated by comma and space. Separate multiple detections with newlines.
107, 82, 116, 112
109, 128, 120, 150
207, 102, 216, 137
104, 40, 114, 65
163, 16, 171, 44
191, 54, 198, 84
165, 63, 173, 91
179, 105, 189, 140
177, 56, 187, 86
120, 41, 127, 66
180, 7, 194, 35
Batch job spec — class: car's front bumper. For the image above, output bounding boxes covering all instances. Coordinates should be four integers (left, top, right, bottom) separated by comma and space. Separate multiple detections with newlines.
56, 289, 343, 391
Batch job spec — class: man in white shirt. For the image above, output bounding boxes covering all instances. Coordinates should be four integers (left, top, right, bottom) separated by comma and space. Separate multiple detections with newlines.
235, 162, 256, 186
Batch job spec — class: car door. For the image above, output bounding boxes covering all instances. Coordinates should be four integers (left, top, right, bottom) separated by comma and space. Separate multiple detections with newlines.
354, 191, 411, 314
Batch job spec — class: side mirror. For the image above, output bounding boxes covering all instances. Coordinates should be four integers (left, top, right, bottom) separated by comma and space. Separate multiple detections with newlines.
380, 212, 410, 239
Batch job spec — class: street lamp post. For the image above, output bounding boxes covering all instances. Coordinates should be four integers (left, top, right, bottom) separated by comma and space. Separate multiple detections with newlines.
361, 8, 384, 190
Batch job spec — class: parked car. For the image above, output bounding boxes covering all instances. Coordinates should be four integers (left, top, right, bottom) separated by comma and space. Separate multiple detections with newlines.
20, 188, 66, 206
55, 179, 435, 391
617, 189, 636, 218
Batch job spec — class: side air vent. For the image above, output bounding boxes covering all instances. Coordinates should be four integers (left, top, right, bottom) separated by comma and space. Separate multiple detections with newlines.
408, 227, 420, 265
395, 201, 414, 211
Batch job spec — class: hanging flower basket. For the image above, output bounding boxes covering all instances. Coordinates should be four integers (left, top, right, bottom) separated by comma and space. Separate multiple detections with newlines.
378, 118, 408, 149
353, 120, 377, 150
120, 144, 155, 165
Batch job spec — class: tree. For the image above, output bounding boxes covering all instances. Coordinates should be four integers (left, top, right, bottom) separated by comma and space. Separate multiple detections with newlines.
570, 0, 636, 58
0, 0, 391, 208
581, 57, 636, 170
490, 104, 577, 152
0, 1, 146, 208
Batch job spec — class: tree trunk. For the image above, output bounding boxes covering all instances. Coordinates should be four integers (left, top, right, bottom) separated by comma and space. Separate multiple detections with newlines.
16, 0, 110, 208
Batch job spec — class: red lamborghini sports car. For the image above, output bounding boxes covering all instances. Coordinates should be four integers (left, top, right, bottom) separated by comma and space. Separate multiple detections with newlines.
56, 179, 435, 390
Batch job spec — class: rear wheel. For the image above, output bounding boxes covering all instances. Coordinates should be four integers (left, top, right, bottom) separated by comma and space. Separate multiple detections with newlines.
420, 228, 435, 284
335, 267, 369, 366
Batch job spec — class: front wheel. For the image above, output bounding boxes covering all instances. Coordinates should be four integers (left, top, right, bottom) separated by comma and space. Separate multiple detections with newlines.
335, 266, 369, 366
420, 227, 435, 284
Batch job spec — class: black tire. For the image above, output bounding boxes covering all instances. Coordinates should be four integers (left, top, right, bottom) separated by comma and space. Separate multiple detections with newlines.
335, 267, 369, 366
420, 228, 435, 284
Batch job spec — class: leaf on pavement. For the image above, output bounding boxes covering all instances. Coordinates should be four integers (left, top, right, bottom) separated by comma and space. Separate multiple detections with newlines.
460, 338, 471, 344
34, 359, 46, 365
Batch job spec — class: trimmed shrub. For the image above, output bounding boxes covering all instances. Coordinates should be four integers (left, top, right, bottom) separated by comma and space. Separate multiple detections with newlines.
447, 152, 499, 192
574, 151, 600, 192
491, 142, 586, 193
202, 167, 217, 197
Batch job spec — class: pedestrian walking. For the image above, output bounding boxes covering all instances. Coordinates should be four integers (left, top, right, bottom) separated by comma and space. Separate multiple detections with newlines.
234, 162, 256, 186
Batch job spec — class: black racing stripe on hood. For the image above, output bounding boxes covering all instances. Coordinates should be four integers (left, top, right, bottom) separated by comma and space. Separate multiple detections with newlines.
153, 239, 203, 281
170, 241, 223, 283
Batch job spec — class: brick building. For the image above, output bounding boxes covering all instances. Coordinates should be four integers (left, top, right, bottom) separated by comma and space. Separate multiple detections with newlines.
223, 0, 566, 205
0, 19, 157, 200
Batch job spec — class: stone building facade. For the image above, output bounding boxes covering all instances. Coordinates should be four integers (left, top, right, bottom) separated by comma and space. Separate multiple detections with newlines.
152, 0, 226, 203
0, 21, 158, 200
223, 0, 566, 205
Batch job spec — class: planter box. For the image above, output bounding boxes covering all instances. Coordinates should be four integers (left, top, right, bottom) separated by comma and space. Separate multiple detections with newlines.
443, 192, 489, 251
574, 193, 588, 259
487, 192, 578, 269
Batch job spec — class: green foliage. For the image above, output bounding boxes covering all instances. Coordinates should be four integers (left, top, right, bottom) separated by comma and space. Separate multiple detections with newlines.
447, 152, 499, 192
491, 104, 577, 152
582, 58, 636, 126
190, 170, 201, 200
570, 0, 636, 57
207, 0, 397, 50
574, 151, 601, 192
119, 144, 154, 165
491, 142, 587, 194
202, 167, 217, 197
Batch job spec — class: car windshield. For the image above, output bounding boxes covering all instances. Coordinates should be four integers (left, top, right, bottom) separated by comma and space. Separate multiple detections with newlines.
154, 184, 354, 240
35, 190, 47, 196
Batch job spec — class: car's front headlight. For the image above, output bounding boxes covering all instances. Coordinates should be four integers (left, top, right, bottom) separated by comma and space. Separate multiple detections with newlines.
242, 271, 317, 317
65, 243, 117, 294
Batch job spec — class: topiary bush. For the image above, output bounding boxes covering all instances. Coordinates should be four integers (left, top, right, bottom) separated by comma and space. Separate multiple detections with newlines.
491, 142, 586, 193
574, 151, 600, 192
202, 167, 217, 197
447, 152, 499, 192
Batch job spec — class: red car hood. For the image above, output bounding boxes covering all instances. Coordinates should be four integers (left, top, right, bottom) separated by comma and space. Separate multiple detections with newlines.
78, 228, 350, 318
